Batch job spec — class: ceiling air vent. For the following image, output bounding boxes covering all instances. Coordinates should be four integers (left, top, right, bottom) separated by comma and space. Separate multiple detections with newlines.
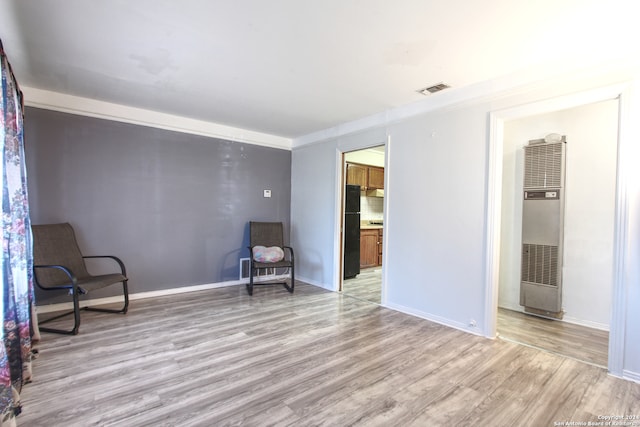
417, 83, 450, 95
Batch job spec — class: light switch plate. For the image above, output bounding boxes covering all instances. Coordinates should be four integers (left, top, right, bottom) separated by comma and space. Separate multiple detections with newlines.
263, 189, 271, 198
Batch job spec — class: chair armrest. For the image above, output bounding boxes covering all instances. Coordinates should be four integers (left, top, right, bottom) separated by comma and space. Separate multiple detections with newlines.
82, 255, 127, 276
33, 264, 83, 293
283, 246, 294, 262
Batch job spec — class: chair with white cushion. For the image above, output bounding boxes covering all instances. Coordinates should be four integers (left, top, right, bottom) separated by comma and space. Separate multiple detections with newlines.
247, 221, 294, 295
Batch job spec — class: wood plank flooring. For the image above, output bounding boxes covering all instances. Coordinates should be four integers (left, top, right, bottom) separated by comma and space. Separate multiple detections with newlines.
497, 308, 609, 367
341, 270, 608, 367
22, 282, 639, 426
342, 267, 381, 304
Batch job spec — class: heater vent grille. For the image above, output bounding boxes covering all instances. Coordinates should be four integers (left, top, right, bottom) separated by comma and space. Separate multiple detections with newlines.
521, 244, 558, 286
239, 258, 250, 279
239, 257, 277, 280
524, 142, 563, 188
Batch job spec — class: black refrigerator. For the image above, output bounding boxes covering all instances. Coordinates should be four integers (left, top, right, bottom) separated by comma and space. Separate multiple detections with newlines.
344, 184, 361, 279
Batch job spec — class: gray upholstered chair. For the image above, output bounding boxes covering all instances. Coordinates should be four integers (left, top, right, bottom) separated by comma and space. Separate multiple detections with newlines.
32, 222, 129, 335
247, 221, 295, 295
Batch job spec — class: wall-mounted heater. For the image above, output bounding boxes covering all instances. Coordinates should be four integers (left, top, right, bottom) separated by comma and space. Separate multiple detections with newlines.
519, 135, 567, 319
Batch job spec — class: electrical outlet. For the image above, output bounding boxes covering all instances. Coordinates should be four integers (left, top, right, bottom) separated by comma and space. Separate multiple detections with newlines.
263, 189, 271, 198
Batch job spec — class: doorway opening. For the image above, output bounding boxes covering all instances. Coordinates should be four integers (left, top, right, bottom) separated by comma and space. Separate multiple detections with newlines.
490, 94, 623, 370
340, 145, 385, 304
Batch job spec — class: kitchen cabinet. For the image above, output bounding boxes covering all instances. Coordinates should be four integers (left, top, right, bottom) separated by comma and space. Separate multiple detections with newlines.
360, 229, 378, 268
377, 228, 383, 266
347, 162, 384, 190
346, 163, 367, 188
368, 166, 384, 189
360, 228, 383, 268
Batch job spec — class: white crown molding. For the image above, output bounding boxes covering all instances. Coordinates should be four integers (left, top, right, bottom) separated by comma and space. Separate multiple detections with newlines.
22, 87, 292, 150
292, 59, 640, 148
291, 67, 544, 147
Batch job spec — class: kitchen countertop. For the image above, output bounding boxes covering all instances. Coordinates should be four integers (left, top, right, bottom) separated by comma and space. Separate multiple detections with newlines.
360, 221, 383, 230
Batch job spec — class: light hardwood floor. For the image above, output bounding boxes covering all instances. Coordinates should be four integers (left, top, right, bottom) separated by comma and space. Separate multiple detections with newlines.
497, 308, 609, 368
342, 271, 609, 367
22, 282, 639, 426
342, 267, 382, 304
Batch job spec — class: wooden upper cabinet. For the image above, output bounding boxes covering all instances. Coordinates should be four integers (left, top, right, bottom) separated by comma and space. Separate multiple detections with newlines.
346, 163, 368, 188
368, 166, 384, 189
346, 162, 384, 190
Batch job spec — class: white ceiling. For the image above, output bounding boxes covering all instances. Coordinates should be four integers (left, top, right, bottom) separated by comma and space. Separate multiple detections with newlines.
1, 0, 638, 140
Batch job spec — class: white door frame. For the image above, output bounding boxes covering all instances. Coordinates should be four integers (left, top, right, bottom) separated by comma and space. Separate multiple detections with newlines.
335, 138, 389, 305
484, 83, 632, 376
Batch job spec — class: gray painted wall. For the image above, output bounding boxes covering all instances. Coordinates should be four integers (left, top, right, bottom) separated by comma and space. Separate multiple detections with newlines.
25, 107, 291, 304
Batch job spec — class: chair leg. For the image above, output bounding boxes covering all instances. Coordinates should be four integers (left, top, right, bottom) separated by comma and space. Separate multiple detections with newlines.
290, 265, 295, 293
85, 280, 129, 314
283, 266, 294, 293
246, 266, 254, 295
123, 280, 129, 313
42, 280, 129, 335
72, 291, 81, 334
39, 288, 81, 335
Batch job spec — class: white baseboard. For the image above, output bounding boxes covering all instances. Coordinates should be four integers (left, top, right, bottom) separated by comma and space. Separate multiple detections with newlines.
296, 275, 333, 291
562, 316, 609, 332
623, 370, 640, 384
35, 275, 289, 314
497, 301, 524, 312
498, 304, 610, 331
385, 301, 484, 337
35, 278, 640, 384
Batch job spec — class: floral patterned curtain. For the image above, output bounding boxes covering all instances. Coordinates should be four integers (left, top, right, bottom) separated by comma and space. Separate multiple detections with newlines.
0, 39, 34, 426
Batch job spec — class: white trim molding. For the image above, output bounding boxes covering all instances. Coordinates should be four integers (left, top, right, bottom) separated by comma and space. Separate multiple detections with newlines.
292, 61, 640, 148
296, 275, 332, 290
622, 370, 640, 384
386, 301, 484, 337
485, 82, 633, 377
36, 275, 290, 314
22, 87, 292, 150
